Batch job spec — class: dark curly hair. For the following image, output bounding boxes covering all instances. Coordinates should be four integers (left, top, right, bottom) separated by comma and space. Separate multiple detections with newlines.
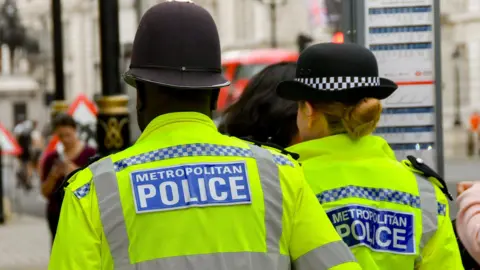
218, 62, 298, 148
52, 113, 77, 130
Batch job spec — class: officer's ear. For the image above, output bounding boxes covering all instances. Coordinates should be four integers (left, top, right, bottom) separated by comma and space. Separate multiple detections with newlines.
210, 89, 220, 111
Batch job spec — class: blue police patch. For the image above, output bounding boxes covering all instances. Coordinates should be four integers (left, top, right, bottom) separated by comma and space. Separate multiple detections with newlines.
131, 161, 251, 213
327, 205, 416, 255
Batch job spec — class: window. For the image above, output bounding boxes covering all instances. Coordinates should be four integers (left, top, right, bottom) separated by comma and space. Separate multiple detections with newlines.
234, 64, 268, 81
13, 102, 27, 127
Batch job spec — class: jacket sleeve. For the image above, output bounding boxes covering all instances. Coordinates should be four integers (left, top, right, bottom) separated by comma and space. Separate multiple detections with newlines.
417, 196, 463, 270
48, 171, 101, 270
289, 172, 361, 270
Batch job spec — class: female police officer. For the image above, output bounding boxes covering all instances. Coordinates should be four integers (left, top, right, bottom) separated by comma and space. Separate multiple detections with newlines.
276, 43, 462, 270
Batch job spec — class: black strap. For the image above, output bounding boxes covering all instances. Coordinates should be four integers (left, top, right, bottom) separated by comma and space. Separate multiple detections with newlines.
54, 154, 103, 195
407, 155, 453, 201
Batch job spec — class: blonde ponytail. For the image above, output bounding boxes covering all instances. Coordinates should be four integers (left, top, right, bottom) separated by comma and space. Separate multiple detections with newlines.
341, 98, 382, 139
314, 98, 382, 140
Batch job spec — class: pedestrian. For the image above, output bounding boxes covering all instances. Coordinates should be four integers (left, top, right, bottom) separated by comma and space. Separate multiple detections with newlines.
218, 62, 299, 148
467, 111, 480, 156
275, 43, 463, 269
48, 2, 361, 270
29, 120, 44, 174
15, 119, 36, 191
40, 113, 96, 245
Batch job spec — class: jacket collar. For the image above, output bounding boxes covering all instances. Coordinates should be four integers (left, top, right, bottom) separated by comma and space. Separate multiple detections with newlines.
136, 112, 217, 143
286, 134, 397, 162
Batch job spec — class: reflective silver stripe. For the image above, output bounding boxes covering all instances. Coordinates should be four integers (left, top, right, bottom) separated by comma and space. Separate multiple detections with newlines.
132, 252, 289, 270
293, 240, 357, 270
248, 145, 283, 253
90, 158, 132, 269
415, 174, 438, 262
91, 148, 286, 269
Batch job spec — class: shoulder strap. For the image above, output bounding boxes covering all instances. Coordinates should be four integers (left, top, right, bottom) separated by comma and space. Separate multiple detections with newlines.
55, 154, 103, 194
405, 155, 453, 201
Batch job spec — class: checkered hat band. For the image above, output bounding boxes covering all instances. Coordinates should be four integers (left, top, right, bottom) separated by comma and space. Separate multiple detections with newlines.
294, 76, 381, 91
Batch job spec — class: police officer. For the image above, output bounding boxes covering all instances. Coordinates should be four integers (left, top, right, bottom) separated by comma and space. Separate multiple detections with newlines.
276, 43, 463, 269
48, 2, 362, 269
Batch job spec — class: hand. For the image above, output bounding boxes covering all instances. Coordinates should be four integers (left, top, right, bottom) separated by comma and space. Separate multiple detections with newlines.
63, 160, 79, 175
48, 162, 65, 180
457, 181, 476, 196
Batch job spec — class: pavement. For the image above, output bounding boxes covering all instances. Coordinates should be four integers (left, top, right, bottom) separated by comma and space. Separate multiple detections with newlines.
1, 163, 49, 270
0, 215, 49, 270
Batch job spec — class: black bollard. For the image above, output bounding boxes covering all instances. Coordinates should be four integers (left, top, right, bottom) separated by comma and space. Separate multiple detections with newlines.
50, 0, 68, 120
96, 0, 130, 156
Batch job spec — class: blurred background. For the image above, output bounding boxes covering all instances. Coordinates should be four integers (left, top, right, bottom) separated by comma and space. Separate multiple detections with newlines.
0, 0, 478, 269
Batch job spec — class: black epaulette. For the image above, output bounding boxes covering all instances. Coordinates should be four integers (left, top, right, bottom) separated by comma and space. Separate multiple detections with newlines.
406, 155, 453, 201
240, 137, 300, 160
54, 154, 103, 195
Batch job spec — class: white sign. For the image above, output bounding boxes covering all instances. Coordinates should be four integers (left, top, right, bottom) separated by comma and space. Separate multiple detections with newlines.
0, 123, 22, 156
365, 0, 438, 169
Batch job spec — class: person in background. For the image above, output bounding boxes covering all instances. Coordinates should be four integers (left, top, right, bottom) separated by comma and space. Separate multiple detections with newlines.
218, 62, 299, 148
29, 120, 44, 175
456, 181, 480, 268
276, 43, 462, 269
470, 111, 480, 134
40, 113, 96, 244
468, 111, 480, 156
15, 118, 34, 190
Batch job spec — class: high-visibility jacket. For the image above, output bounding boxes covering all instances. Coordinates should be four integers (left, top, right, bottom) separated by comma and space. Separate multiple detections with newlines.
287, 134, 463, 270
470, 114, 480, 132
48, 112, 361, 270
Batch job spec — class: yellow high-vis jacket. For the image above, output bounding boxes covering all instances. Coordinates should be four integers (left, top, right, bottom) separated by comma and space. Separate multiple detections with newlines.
287, 134, 463, 270
48, 112, 362, 270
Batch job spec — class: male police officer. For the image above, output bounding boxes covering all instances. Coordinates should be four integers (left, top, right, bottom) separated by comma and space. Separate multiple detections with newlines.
48, 1, 362, 270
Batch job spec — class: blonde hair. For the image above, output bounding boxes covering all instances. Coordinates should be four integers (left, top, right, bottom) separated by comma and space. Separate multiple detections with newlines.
313, 98, 382, 140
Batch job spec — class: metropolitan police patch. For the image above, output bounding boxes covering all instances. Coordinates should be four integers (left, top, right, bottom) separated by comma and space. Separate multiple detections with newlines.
326, 205, 416, 255
130, 161, 251, 213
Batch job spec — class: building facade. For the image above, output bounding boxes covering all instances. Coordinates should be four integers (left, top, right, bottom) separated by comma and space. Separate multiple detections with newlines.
139, 0, 332, 50
7, 0, 139, 131
1, 0, 472, 156
441, 0, 480, 128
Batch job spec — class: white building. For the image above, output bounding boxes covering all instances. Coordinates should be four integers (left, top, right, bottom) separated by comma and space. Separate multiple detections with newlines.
6, 0, 328, 136
1, 0, 472, 156
139, 0, 332, 50
441, 0, 480, 126
3, 0, 139, 131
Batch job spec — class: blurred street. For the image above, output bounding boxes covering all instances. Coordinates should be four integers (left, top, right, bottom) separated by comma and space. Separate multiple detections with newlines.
0, 216, 49, 270
1, 163, 48, 270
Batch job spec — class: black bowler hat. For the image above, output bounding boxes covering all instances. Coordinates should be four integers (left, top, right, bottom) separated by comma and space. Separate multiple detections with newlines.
276, 43, 398, 103
123, 0, 230, 90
